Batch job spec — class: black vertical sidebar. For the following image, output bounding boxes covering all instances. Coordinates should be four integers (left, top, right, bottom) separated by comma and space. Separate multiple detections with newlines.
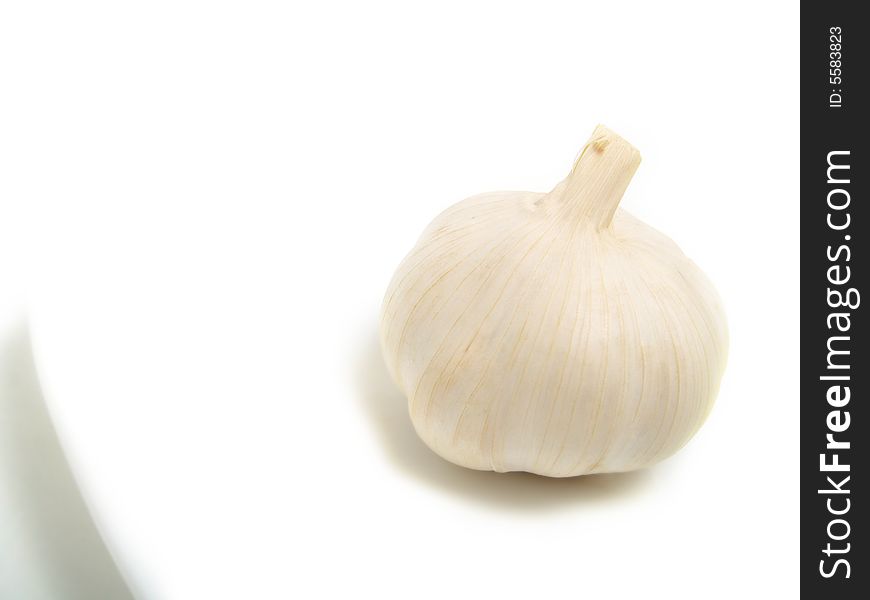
802, 2, 867, 597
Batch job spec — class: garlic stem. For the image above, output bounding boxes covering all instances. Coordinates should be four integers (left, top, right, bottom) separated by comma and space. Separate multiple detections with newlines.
558, 125, 642, 230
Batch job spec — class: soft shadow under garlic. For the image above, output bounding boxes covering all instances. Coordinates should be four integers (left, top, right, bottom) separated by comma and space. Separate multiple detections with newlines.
354, 328, 654, 511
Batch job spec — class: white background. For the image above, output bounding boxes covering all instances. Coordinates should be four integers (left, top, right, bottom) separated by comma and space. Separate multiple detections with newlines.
1, 1, 799, 598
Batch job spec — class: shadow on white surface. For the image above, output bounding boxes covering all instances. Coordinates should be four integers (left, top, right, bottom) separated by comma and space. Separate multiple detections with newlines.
0, 322, 134, 600
355, 329, 653, 511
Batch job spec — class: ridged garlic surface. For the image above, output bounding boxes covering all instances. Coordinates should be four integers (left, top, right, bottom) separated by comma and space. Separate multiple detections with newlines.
380, 125, 728, 477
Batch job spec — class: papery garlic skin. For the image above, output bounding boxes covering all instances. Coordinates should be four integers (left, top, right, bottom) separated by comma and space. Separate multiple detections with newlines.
380, 126, 728, 477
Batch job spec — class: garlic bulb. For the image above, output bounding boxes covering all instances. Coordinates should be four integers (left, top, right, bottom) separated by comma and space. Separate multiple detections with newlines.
380, 125, 728, 477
